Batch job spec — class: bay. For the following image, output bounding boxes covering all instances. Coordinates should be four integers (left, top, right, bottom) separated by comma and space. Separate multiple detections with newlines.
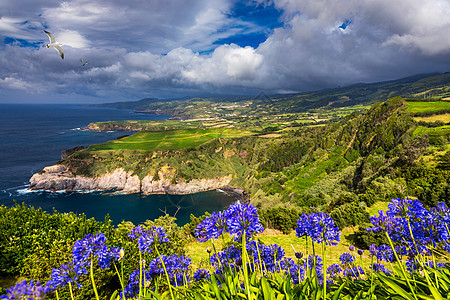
0, 104, 237, 225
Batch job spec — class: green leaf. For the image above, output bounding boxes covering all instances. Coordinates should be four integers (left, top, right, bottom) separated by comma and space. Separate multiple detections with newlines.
109, 290, 119, 300
332, 282, 347, 300
377, 274, 415, 300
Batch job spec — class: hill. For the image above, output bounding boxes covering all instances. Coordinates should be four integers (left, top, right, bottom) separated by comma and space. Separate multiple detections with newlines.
91, 72, 450, 117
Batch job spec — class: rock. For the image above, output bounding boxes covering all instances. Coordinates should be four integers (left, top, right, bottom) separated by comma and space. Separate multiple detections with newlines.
29, 165, 233, 195
61, 146, 86, 159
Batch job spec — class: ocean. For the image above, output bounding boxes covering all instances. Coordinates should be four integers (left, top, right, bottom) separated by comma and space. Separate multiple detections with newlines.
0, 104, 237, 225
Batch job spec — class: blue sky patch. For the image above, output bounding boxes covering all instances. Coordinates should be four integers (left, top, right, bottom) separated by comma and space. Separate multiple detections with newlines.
216, 1, 283, 48
4, 37, 42, 49
339, 19, 352, 30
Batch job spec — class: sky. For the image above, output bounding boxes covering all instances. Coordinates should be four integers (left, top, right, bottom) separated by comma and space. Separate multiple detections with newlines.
0, 0, 449, 103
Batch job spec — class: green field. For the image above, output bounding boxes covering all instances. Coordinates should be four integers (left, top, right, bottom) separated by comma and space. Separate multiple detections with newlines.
88, 128, 254, 151
406, 101, 450, 114
413, 125, 450, 138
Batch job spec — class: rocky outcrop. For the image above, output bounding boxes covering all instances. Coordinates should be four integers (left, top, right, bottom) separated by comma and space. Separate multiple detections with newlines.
61, 146, 86, 159
29, 165, 233, 195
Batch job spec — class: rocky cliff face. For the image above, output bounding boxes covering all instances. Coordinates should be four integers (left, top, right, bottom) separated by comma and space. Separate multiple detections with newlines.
29, 165, 232, 195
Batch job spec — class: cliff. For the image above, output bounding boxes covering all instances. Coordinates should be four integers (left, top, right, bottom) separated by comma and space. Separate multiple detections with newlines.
29, 165, 232, 195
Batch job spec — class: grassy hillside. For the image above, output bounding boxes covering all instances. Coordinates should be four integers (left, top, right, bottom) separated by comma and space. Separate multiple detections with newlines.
90, 72, 450, 119
88, 128, 254, 151
406, 100, 450, 114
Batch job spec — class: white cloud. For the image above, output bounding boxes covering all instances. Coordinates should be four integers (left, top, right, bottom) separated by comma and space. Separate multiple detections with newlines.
0, 77, 41, 91
0, 0, 449, 102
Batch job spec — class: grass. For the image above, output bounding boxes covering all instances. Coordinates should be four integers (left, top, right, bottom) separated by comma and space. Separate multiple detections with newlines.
186, 226, 376, 270
366, 201, 389, 217
406, 101, 450, 114
414, 113, 450, 123
88, 128, 254, 151
413, 125, 450, 138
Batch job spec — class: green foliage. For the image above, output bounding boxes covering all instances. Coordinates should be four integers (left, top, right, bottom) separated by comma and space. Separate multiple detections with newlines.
401, 162, 450, 207
0, 203, 114, 276
258, 207, 309, 234
350, 223, 388, 249
329, 202, 370, 230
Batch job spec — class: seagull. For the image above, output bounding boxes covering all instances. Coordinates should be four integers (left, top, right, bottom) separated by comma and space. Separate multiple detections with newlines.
44, 30, 64, 59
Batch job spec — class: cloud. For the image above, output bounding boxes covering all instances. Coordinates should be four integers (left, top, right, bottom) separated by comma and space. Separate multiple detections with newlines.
0, 76, 41, 91
0, 0, 449, 102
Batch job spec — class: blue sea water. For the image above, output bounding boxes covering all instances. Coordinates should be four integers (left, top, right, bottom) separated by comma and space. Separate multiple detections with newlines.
0, 104, 237, 225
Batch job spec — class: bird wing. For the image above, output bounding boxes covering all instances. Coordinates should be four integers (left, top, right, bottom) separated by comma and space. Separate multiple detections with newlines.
44, 30, 56, 43
54, 45, 64, 59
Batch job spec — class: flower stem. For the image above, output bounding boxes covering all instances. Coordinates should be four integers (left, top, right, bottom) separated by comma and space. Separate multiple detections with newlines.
90, 256, 100, 300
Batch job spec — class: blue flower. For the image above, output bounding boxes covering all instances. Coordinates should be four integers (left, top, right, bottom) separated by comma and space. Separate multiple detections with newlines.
296, 212, 341, 246
327, 264, 342, 278
195, 211, 227, 242
246, 240, 285, 273
370, 263, 392, 275
339, 252, 355, 264
225, 202, 264, 241
210, 244, 242, 273
1, 280, 46, 300
195, 202, 264, 242
134, 226, 169, 253
193, 269, 211, 282
148, 254, 191, 286
343, 266, 364, 279
280, 257, 304, 284
72, 232, 119, 269
46, 259, 87, 291
123, 269, 152, 299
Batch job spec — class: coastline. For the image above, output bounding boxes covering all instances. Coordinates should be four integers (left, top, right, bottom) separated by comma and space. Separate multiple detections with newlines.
29, 164, 235, 196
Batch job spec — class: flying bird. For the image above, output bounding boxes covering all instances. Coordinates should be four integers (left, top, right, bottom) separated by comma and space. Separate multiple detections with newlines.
44, 30, 64, 59
80, 58, 88, 66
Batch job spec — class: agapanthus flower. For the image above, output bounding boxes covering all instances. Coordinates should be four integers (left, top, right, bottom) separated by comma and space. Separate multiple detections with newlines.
296, 212, 341, 246
72, 232, 120, 269
349, 245, 355, 251
370, 263, 391, 275
327, 264, 342, 278
375, 245, 396, 263
357, 249, 364, 256
339, 252, 355, 265
195, 211, 227, 242
225, 202, 264, 241
1, 280, 47, 300
246, 240, 285, 272
195, 202, 264, 242
304, 254, 323, 279
123, 269, 152, 299
367, 210, 394, 232
148, 254, 191, 286
210, 244, 242, 273
369, 244, 378, 257
295, 252, 303, 259
280, 257, 304, 284
367, 199, 450, 254
46, 259, 87, 291
193, 269, 211, 282
343, 266, 364, 279
135, 226, 169, 253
